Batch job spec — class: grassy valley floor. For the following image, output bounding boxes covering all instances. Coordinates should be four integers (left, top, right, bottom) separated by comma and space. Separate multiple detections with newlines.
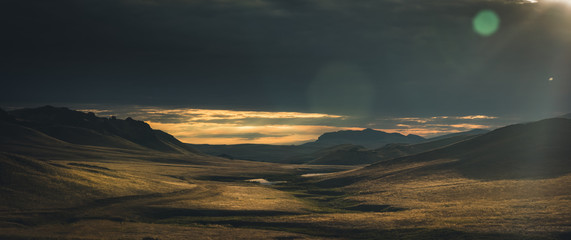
1, 156, 570, 240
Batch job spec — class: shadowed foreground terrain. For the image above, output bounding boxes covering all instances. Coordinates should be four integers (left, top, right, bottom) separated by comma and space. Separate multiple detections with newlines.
1, 107, 570, 239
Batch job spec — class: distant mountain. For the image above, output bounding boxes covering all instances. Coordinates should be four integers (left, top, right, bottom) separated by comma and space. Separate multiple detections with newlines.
427, 129, 489, 142
297, 133, 481, 166
332, 118, 571, 183
560, 113, 571, 119
3, 106, 199, 155
190, 128, 425, 164
304, 128, 424, 149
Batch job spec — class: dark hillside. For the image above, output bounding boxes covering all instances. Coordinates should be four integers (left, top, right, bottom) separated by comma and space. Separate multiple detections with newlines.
6, 106, 199, 154
367, 118, 571, 180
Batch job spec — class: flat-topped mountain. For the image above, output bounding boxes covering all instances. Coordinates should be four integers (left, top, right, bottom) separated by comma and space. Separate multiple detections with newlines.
304, 128, 425, 149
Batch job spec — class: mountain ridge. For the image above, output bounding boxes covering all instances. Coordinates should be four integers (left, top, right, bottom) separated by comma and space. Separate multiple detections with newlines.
427, 129, 489, 142
3, 106, 200, 155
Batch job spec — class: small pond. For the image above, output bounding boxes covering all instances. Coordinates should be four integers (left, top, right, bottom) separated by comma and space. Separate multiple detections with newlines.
245, 178, 287, 185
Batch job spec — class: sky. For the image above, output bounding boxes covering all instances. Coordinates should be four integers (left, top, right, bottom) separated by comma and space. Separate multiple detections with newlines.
1, 0, 570, 144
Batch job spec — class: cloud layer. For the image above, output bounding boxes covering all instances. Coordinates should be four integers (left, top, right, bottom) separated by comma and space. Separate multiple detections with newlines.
2, 0, 569, 120
76, 106, 507, 144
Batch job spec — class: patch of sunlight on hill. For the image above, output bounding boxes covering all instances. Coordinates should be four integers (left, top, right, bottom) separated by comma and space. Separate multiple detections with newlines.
346, 172, 571, 233
166, 184, 308, 212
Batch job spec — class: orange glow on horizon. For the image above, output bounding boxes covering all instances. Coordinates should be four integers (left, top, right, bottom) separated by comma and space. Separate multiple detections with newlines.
93, 107, 499, 145
148, 120, 489, 145
139, 108, 345, 121
148, 121, 364, 145
448, 124, 489, 129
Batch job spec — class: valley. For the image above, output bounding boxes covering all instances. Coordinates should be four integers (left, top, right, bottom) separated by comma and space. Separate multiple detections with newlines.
2, 154, 569, 240
4, 0, 571, 238
1, 107, 570, 239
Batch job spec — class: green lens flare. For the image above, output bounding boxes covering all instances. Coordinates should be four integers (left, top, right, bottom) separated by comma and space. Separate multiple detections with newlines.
473, 10, 500, 36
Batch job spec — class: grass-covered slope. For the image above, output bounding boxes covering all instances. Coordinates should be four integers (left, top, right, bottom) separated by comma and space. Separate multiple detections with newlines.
379, 117, 571, 180
6, 106, 200, 154
325, 118, 571, 184
299, 133, 482, 166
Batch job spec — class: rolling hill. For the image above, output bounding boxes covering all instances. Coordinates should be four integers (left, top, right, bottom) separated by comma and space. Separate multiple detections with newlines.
426, 128, 489, 141
371, 133, 483, 161
323, 117, 571, 184
0, 106, 326, 211
292, 131, 485, 165
3, 106, 200, 155
2, 106, 570, 239
309, 117, 571, 238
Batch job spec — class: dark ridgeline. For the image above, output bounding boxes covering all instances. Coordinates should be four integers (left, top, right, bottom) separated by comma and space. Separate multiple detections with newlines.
560, 113, 571, 119
371, 133, 485, 161
2, 106, 199, 155
426, 129, 489, 142
0, 106, 212, 210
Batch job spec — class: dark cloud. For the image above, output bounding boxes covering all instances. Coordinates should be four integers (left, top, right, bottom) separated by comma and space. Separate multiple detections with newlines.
1, 0, 569, 120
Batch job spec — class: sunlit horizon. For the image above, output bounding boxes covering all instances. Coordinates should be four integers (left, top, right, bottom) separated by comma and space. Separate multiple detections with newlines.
70, 106, 507, 145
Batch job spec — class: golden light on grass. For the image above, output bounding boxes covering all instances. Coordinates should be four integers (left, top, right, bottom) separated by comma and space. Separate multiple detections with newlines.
318, 159, 571, 234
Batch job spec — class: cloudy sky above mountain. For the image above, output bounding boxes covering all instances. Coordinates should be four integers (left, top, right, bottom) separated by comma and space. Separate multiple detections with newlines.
69, 105, 505, 144
1, 0, 570, 144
